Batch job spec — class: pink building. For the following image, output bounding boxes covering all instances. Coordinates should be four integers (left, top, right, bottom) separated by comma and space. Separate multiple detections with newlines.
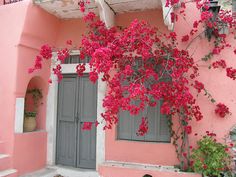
0, 0, 235, 176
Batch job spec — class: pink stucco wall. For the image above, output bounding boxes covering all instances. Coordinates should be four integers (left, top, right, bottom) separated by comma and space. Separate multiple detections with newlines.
13, 2, 59, 175
0, 0, 29, 163
13, 131, 47, 175
1, 1, 236, 176
0, 1, 59, 175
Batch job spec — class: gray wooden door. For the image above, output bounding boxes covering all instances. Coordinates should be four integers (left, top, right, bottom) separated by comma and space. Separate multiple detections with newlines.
56, 74, 97, 169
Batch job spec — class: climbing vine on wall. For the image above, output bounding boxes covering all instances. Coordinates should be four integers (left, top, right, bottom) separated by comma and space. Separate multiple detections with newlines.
29, 0, 236, 172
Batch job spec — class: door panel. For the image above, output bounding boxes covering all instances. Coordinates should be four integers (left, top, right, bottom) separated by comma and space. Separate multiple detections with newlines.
77, 76, 97, 169
78, 123, 96, 168
56, 76, 77, 166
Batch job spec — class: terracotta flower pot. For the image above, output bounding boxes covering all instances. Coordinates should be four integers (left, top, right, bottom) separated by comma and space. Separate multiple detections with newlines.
23, 116, 36, 132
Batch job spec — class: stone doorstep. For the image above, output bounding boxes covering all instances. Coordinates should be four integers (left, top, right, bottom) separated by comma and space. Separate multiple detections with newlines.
20, 165, 99, 177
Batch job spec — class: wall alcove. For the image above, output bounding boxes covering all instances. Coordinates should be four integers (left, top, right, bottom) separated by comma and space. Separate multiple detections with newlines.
23, 76, 47, 132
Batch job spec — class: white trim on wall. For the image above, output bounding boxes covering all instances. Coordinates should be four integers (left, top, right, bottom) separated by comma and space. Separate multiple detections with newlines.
46, 52, 106, 170
14, 98, 25, 133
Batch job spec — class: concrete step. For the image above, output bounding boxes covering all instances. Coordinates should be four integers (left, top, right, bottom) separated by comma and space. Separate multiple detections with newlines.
21, 166, 99, 177
0, 169, 17, 177
20, 168, 56, 177
53, 166, 99, 177
0, 154, 11, 171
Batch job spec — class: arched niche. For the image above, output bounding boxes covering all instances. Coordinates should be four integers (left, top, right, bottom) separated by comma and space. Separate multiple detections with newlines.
23, 76, 47, 131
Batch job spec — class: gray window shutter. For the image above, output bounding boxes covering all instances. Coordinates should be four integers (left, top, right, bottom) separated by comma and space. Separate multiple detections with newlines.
131, 111, 145, 141
118, 110, 132, 140
157, 100, 171, 142
144, 104, 159, 142
118, 100, 171, 142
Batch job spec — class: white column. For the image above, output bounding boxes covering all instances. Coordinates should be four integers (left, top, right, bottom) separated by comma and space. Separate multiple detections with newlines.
46, 74, 58, 165
161, 0, 174, 30
96, 75, 106, 169
14, 98, 25, 133
95, 0, 115, 28
46, 53, 59, 165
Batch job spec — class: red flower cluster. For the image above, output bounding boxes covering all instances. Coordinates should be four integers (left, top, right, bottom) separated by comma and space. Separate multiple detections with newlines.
40, 44, 52, 60
193, 80, 204, 93
165, 0, 179, 7
53, 64, 63, 81
137, 117, 148, 136
57, 48, 69, 63
89, 71, 98, 83
181, 35, 189, 42
212, 60, 226, 69
82, 122, 93, 130
29, 45, 52, 73
76, 63, 86, 76
184, 125, 192, 134
215, 103, 230, 118
226, 67, 236, 80
201, 11, 213, 22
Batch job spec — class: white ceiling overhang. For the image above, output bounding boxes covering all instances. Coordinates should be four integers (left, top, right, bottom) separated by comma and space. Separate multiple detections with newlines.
33, 0, 173, 29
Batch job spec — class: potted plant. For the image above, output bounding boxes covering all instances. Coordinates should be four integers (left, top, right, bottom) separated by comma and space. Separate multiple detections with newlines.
190, 135, 233, 177
23, 88, 43, 132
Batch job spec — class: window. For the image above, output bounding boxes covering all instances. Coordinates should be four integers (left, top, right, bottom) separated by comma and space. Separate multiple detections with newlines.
117, 100, 171, 143
64, 54, 90, 64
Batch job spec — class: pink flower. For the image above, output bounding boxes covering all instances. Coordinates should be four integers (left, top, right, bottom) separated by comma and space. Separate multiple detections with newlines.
212, 47, 221, 55
215, 103, 230, 118
137, 117, 148, 136
66, 40, 72, 45
160, 102, 171, 115
28, 68, 34, 74
40, 44, 52, 60
193, 21, 199, 28
171, 12, 177, 23
89, 71, 98, 83
76, 64, 86, 76
194, 80, 204, 93
184, 125, 192, 134
212, 60, 227, 69
226, 67, 236, 80
83, 12, 96, 22
82, 122, 93, 130
181, 35, 189, 42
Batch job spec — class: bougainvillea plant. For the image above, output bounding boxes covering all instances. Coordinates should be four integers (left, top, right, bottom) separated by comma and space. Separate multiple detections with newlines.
29, 0, 236, 172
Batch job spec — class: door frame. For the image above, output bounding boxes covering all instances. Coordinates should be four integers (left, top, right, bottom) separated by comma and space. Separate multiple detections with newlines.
46, 51, 106, 170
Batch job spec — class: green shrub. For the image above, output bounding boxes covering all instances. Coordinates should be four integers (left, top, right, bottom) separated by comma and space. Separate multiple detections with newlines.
191, 135, 232, 177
